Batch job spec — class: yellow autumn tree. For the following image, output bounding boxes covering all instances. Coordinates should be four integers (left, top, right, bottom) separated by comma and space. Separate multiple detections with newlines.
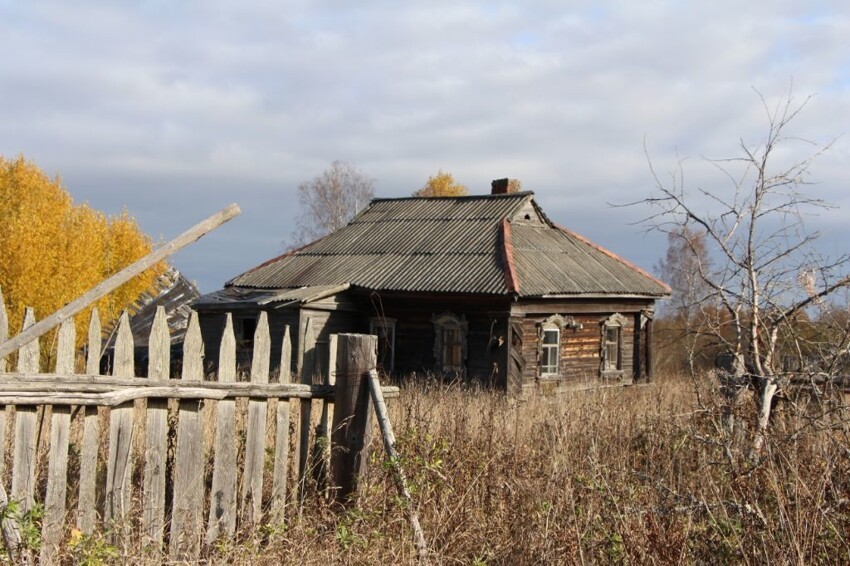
413, 170, 468, 197
0, 155, 165, 362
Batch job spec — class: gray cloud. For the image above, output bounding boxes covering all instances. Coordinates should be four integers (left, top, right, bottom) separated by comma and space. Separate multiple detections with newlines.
1, 0, 849, 291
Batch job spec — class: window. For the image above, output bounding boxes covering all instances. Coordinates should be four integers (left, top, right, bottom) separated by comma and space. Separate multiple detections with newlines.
236, 316, 258, 349
601, 313, 627, 375
540, 328, 560, 375
432, 313, 468, 373
370, 318, 396, 375
538, 315, 573, 378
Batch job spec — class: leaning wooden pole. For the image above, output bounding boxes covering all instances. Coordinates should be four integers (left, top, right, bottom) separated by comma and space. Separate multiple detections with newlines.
0, 203, 241, 360
366, 370, 429, 562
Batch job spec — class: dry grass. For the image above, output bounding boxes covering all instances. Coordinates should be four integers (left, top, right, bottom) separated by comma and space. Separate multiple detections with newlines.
203, 373, 850, 564
13, 373, 850, 564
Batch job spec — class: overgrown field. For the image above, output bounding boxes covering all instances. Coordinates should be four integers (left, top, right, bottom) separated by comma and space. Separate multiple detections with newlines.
207, 375, 849, 564
20, 374, 850, 564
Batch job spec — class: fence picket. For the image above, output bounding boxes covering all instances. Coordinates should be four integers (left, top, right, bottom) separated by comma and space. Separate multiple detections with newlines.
105, 311, 135, 544
169, 311, 205, 560
316, 333, 337, 496
11, 308, 39, 513
0, 286, 7, 373
41, 318, 75, 562
142, 306, 169, 554
270, 325, 292, 524
77, 308, 101, 533
297, 317, 315, 501
240, 311, 270, 526
207, 313, 237, 543
0, 289, 8, 484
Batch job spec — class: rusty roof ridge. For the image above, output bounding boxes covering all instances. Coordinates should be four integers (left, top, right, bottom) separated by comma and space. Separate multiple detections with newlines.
501, 218, 521, 295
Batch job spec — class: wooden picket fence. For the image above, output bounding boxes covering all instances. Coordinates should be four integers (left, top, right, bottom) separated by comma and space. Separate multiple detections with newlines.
0, 300, 397, 563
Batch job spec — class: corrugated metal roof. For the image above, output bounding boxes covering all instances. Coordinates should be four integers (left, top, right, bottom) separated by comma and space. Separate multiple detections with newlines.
221, 192, 669, 298
511, 224, 669, 296
192, 284, 351, 309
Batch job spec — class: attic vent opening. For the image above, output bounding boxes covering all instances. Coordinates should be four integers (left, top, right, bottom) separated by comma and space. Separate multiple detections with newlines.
524, 214, 531, 220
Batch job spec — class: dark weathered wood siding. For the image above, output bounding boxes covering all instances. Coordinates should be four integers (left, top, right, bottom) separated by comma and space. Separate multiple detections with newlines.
508, 298, 655, 396
359, 293, 511, 387
196, 292, 657, 396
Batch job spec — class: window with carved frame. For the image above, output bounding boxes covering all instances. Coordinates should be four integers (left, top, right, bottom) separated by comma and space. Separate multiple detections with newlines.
601, 313, 627, 376
538, 315, 569, 377
432, 313, 468, 373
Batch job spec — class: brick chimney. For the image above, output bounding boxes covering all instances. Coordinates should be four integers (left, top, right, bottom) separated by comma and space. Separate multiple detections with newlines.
491, 178, 509, 195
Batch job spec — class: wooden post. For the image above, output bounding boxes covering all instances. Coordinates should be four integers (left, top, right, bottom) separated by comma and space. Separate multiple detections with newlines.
330, 333, 376, 502
77, 308, 101, 533
11, 308, 39, 513
169, 312, 205, 560
207, 314, 238, 543
142, 307, 170, 554
105, 312, 135, 543
0, 204, 241, 361
270, 325, 292, 524
240, 311, 270, 526
367, 370, 429, 561
40, 319, 74, 562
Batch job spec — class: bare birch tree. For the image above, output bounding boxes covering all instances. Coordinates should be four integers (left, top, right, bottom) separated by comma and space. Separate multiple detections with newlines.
638, 90, 850, 454
291, 161, 375, 246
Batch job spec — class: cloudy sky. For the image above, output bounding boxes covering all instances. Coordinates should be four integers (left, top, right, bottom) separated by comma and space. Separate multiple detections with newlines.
2, 1, 849, 292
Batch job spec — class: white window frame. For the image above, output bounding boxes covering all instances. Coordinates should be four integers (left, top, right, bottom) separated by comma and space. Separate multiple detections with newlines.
370, 317, 396, 375
538, 314, 570, 378
540, 327, 560, 376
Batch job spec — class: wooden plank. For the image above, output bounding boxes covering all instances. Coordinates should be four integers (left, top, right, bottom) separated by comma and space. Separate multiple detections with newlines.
240, 311, 270, 526
0, 289, 15, 564
142, 307, 169, 554
330, 333, 376, 502
169, 312, 205, 561
11, 308, 39, 513
297, 317, 315, 498
78, 308, 101, 533
366, 370, 428, 560
270, 325, 292, 525
0, 288, 8, 484
206, 314, 237, 544
0, 380, 399, 403
105, 312, 135, 542
0, 286, 7, 373
0, 204, 241, 360
40, 319, 75, 562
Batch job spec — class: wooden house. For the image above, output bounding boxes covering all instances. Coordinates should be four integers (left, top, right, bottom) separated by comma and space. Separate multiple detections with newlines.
194, 181, 669, 396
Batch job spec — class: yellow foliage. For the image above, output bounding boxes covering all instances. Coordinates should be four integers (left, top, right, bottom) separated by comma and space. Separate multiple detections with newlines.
413, 170, 468, 197
0, 155, 165, 361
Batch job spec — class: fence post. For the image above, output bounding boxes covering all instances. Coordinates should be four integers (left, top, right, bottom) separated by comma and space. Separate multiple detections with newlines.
330, 333, 376, 502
